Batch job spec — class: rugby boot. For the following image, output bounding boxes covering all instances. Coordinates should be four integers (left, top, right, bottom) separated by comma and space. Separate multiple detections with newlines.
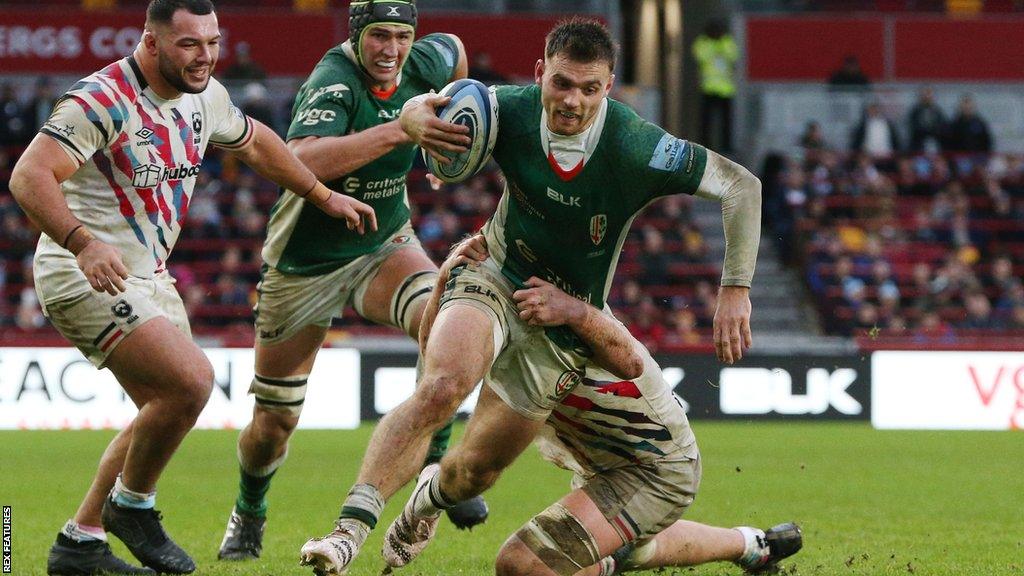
444, 494, 489, 530
100, 498, 195, 574
299, 519, 369, 576
217, 507, 265, 560
602, 541, 636, 575
46, 533, 155, 576
381, 465, 441, 568
736, 522, 803, 574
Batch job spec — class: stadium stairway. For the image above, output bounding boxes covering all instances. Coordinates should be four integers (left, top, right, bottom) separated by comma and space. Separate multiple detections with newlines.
692, 200, 852, 353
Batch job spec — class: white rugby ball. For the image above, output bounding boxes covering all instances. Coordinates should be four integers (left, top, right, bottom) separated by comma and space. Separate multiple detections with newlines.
423, 78, 498, 183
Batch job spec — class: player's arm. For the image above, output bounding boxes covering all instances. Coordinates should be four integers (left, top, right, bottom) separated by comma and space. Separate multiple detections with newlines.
9, 133, 130, 296
693, 149, 762, 365
228, 119, 377, 233
287, 121, 412, 183
513, 277, 644, 380
445, 33, 469, 82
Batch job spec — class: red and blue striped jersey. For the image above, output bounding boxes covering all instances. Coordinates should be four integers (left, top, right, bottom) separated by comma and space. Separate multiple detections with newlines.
35, 56, 252, 303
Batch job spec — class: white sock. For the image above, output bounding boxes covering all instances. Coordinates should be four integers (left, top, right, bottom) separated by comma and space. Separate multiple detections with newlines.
735, 526, 769, 568
61, 520, 107, 543
111, 474, 156, 509
411, 464, 453, 518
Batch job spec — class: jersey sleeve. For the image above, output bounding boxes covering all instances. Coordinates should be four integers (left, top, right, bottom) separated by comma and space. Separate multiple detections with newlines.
407, 33, 459, 90
206, 78, 255, 150
40, 90, 115, 166
623, 111, 708, 206
286, 60, 355, 141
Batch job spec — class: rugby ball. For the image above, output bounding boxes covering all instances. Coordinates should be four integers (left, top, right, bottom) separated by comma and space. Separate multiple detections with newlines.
423, 79, 498, 183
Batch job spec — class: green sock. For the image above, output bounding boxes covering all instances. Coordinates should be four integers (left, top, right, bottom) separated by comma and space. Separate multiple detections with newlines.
424, 417, 455, 465
235, 467, 276, 518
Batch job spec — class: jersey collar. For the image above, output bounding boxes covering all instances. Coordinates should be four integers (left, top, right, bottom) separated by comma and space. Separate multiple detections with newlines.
540, 98, 608, 182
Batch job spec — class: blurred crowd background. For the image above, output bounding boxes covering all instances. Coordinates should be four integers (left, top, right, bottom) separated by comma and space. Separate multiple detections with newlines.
2, 0, 1022, 352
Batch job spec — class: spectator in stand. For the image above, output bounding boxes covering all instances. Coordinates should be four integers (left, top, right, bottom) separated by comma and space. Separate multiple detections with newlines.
676, 223, 708, 264
799, 121, 829, 165
186, 173, 227, 238
913, 310, 956, 344
692, 18, 738, 153
0, 258, 8, 326
960, 291, 1000, 330
1008, 305, 1024, 330
945, 95, 992, 153
628, 296, 666, 352
989, 254, 1017, 292
852, 303, 880, 336
15, 256, 44, 331
877, 283, 901, 325
907, 87, 946, 153
692, 280, 718, 324
637, 226, 674, 286
909, 205, 939, 243
665, 308, 701, 347
0, 83, 32, 147
215, 273, 250, 307
467, 52, 507, 85
27, 78, 59, 133
851, 102, 901, 160
240, 82, 278, 135
827, 55, 870, 90
223, 41, 267, 81
995, 280, 1024, 314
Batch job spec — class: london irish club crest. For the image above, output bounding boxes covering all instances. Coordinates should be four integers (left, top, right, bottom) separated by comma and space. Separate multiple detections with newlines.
548, 369, 584, 401
589, 214, 607, 245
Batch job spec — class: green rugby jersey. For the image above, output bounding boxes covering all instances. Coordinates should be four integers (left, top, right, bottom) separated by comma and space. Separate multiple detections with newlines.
483, 84, 708, 312
263, 33, 459, 275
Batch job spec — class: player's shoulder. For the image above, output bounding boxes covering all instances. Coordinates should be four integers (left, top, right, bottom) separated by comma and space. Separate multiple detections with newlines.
299, 46, 360, 104
493, 84, 540, 141
309, 45, 362, 86
604, 97, 650, 132
413, 32, 460, 60
494, 84, 540, 118
60, 58, 145, 132
197, 76, 230, 103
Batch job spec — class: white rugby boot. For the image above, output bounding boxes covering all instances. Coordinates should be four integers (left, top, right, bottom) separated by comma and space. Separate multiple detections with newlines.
299, 519, 368, 576
381, 464, 442, 568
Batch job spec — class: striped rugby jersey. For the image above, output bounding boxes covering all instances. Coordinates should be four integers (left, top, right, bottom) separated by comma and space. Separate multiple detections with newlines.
34, 55, 252, 304
537, 361, 697, 474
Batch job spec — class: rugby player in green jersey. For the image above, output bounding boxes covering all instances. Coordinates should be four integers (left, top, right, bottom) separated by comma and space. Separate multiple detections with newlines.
217, 0, 489, 562
300, 17, 768, 576
421, 236, 802, 575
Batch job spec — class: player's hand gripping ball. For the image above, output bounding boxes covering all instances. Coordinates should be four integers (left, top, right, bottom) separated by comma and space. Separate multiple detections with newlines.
424, 79, 498, 183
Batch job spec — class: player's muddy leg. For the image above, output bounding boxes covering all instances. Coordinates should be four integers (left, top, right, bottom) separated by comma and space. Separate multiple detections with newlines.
219, 324, 326, 561
382, 385, 543, 568
495, 489, 624, 576
360, 249, 490, 528
301, 303, 493, 574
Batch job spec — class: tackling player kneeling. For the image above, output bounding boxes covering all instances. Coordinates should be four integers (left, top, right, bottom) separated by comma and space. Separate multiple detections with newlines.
397, 235, 803, 576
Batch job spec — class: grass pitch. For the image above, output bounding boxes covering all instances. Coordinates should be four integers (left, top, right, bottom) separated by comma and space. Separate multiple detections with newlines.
2, 422, 1022, 575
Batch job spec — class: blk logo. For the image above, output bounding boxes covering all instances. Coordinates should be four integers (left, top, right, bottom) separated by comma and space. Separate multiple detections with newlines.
719, 367, 862, 415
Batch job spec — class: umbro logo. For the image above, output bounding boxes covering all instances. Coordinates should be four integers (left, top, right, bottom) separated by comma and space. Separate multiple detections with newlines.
386, 6, 401, 16
135, 127, 154, 146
